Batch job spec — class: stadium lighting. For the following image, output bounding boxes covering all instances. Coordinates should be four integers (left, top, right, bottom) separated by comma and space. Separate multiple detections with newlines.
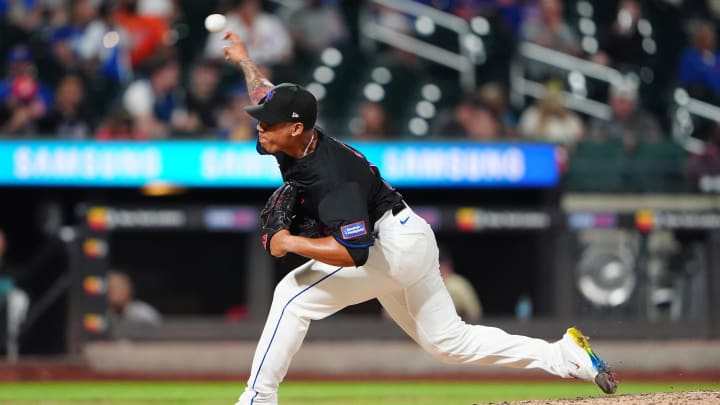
414, 16, 435, 36
673, 88, 690, 106
306, 82, 327, 101
470, 17, 490, 36
363, 83, 385, 102
415, 101, 436, 119
371, 67, 392, 85
581, 36, 598, 54
313, 66, 335, 84
638, 19, 653, 37
579, 18, 596, 36
421, 84, 442, 102
642, 38, 657, 55
576, 1, 593, 17
320, 48, 343, 67
408, 117, 429, 136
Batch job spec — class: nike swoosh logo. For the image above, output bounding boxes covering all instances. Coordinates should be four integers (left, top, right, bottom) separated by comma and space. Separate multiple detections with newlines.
400, 216, 410, 224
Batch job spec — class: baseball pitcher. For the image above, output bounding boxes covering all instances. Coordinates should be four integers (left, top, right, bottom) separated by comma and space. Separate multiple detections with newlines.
222, 31, 618, 405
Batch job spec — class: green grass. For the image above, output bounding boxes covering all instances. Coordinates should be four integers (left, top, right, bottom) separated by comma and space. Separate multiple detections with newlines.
0, 381, 717, 404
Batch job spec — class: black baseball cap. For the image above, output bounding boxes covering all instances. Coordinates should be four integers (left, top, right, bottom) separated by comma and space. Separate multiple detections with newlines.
244, 83, 317, 128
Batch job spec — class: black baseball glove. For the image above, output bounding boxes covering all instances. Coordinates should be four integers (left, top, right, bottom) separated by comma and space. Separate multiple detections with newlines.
260, 181, 298, 254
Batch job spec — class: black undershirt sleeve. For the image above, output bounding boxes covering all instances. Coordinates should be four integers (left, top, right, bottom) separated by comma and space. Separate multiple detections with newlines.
318, 182, 374, 267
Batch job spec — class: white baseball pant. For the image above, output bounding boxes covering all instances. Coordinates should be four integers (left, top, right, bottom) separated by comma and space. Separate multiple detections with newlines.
236, 206, 569, 405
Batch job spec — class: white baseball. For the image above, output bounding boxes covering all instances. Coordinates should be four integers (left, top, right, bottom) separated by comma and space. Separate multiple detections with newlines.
204, 14, 227, 34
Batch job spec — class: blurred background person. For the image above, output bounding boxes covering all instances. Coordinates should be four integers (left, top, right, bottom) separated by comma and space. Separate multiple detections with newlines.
517, 80, 585, 151
284, 0, 348, 57
0, 228, 12, 275
121, 57, 194, 138
686, 121, 720, 192
204, 0, 293, 69
520, 0, 581, 80
677, 21, 720, 103
0, 227, 30, 359
107, 270, 162, 326
0, 45, 53, 112
113, 0, 173, 69
37, 73, 92, 139
47, 0, 100, 82
216, 83, 257, 141
349, 101, 395, 140
185, 60, 224, 137
0, 71, 47, 136
438, 247, 482, 324
432, 90, 503, 140
478, 82, 518, 139
95, 107, 146, 140
588, 78, 661, 152
75, 0, 133, 85
594, 0, 653, 70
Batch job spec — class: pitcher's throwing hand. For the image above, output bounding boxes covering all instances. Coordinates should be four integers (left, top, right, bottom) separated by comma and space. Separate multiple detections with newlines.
222, 31, 249, 63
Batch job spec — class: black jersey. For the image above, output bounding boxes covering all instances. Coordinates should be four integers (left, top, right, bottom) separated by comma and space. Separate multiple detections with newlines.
259, 130, 403, 266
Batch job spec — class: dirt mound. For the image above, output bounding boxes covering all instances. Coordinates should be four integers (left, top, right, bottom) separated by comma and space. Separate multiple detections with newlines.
500, 390, 720, 404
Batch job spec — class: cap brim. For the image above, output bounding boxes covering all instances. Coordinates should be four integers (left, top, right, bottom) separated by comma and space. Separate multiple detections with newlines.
244, 104, 284, 124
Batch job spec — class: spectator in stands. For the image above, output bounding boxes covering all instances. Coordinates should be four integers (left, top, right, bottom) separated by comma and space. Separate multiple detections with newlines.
107, 270, 162, 326
435, 92, 502, 140
520, 0, 581, 80
369, 3, 426, 76
520, 0, 580, 55
686, 121, 720, 192
0, 72, 47, 136
76, 1, 133, 84
95, 107, 147, 140
216, 83, 257, 141
0, 228, 8, 273
594, 0, 653, 70
204, 0, 293, 67
136, 0, 178, 23
350, 101, 395, 140
37, 73, 91, 139
0, 45, 53, 108
478, 82, 518, 138
114, 0, 173, 69
121, 57, 194, 138
186, 60, 224, 137
48, 0, 99, 80
518, 80, 584, 151
709, 0, 720, 21
1, 0, 43, 34
438, 247, 482, 324
285, 0, 348, 56
588, 78, 661, 151
677, 21, 720, 103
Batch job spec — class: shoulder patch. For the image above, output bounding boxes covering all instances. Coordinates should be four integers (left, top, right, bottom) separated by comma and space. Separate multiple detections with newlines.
340, 221, 368, 239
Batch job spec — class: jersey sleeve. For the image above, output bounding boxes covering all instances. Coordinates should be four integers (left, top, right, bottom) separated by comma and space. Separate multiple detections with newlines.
318, 182, 374, 266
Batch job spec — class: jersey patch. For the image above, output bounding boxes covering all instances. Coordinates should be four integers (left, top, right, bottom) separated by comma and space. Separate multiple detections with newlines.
340, 221, 368, 240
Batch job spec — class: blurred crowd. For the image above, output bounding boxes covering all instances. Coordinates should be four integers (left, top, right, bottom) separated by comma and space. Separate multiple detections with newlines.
0, 0, 718, 165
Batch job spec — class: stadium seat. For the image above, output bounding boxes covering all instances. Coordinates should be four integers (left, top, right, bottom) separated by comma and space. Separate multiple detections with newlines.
627, 139, 688, 192
564, 138, 627, 192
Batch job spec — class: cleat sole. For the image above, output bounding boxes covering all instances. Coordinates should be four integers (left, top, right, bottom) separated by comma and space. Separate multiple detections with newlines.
595, 370, 618, 394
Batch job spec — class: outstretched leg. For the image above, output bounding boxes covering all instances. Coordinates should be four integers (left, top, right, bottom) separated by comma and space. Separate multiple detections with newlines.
378, 270, 567, 375
379, 270, 617, 393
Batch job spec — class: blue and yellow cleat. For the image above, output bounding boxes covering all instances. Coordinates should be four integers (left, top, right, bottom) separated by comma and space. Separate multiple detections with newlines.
560, 327, 618, 394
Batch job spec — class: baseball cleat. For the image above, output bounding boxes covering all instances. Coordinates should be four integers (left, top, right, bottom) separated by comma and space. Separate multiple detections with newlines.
559, 327, 618, 394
